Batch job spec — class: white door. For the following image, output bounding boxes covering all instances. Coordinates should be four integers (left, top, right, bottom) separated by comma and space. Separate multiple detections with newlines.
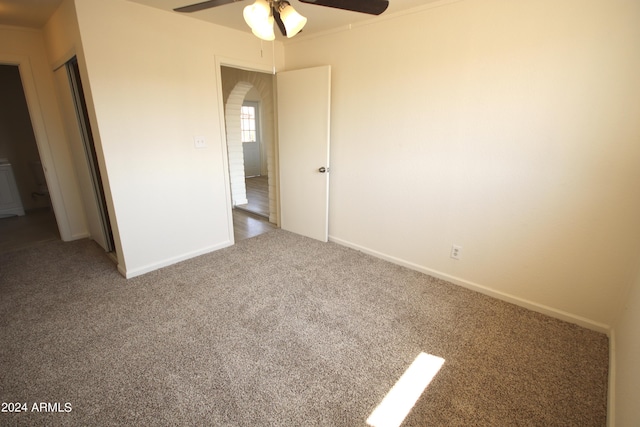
277, 65, 331, 242
54, 59, 114, 252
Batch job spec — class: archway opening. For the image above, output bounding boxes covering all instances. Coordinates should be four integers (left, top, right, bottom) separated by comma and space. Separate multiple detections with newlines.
221, 66, 278, 225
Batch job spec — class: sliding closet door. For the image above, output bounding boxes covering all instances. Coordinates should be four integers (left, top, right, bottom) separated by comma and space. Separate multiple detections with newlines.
54, 58, 114, 252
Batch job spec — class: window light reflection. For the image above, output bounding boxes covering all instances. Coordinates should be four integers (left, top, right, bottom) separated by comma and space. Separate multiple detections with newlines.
367, 352, 445, 427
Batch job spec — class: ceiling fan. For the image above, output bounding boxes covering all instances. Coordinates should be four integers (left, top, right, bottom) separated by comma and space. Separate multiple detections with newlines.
174, 0, 389, 40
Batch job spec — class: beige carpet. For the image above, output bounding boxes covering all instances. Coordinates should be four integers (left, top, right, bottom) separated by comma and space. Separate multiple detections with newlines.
0, 230, 608, 426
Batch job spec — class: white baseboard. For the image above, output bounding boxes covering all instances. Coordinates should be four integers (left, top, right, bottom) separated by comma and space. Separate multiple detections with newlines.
65, 231, 91, 241
234, 198, 249, 206
118, 240, 234, 279
329, 235, 611, 334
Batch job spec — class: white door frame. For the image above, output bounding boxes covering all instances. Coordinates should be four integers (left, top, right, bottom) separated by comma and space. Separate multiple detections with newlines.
0, 54, 73, 241
215, 56, 280, 237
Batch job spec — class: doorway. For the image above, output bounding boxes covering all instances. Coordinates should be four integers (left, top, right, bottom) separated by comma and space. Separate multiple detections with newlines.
220, 66, 278, 240
0, 64, 59, 253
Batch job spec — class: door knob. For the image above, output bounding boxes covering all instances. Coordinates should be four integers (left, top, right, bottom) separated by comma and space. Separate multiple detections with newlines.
318, 167, 329, 173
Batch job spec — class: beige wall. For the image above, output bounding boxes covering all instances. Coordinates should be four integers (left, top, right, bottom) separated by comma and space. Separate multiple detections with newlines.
283, 0, 640, 329
4, 0, 639, 421
43, 0, 115, 252
47, 0, 284, 276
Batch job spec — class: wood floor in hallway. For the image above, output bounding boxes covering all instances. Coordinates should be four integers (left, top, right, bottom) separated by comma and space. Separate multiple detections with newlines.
233, 175, 275, 241
232, 208, 276, 241
236, 175, 269, 218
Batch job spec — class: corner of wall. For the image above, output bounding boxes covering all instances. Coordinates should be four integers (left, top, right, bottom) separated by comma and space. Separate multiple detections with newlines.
119, 240, 234, 279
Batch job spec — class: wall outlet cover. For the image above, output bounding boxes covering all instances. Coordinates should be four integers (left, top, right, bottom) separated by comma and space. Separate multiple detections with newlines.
451, 245, 462, 260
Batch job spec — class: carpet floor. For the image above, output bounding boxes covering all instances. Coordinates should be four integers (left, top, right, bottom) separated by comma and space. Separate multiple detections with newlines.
0, 230, 608, 426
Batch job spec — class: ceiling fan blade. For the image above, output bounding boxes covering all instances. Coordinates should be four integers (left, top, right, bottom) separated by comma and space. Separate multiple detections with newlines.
298, 0, 389, 15
273, 7, 288, 37
174, 0, 244, 13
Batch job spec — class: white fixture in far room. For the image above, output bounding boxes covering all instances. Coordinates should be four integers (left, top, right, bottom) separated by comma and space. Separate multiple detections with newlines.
0, 158, 25, 218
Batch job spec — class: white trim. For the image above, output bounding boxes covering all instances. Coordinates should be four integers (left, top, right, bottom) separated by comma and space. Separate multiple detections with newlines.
0, 54, 72, 241
0, 24, 40, 33
215, 55, 280, 235
51, 46, 77, 72
329, 235, 611, 334
214, 55, 239, 246
67, 231, 90, 241
607, 328, 616, 427
215, 56, 273, 74
118, 240, 234, 279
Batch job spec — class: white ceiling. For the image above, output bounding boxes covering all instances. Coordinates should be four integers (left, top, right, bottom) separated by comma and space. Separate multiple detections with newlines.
0, 0, 440, 37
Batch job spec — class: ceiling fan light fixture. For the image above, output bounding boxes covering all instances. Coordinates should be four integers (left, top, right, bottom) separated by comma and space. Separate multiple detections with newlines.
279, 1, 307, 38
251, 15, 276, 41
175, 0, 390, 39
243, 0, 271, 30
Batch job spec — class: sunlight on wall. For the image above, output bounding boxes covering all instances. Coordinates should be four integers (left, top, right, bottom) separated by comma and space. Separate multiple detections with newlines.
367, 352, 445, 427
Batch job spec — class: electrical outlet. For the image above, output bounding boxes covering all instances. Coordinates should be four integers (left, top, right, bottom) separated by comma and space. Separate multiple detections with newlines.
194, 136, 207, 149
450, 245, 462, 260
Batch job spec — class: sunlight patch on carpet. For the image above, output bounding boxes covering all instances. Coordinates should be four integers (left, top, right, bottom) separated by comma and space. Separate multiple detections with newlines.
367, 352, 445, 427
